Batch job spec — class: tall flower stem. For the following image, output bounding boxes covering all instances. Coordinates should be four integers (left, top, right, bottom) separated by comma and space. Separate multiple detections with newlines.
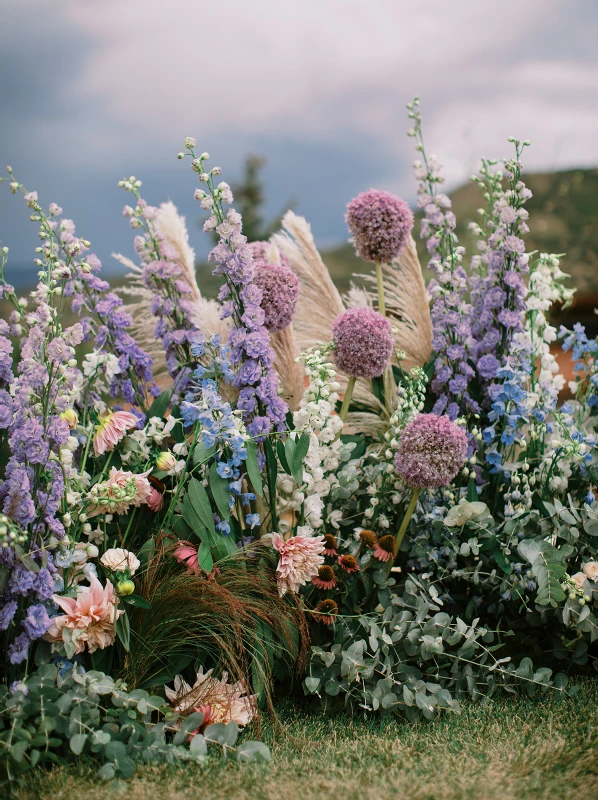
387, 487, 421, 577
375, 261, 386, 317
334, 375, 356, 439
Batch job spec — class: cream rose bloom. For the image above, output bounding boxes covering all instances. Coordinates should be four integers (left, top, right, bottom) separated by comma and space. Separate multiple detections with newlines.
572, 572, 586, 590
582, 561, 598, 582
100, 547, 140, 574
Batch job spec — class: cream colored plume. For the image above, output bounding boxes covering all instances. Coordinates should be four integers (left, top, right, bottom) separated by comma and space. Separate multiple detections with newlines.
356, 235, 432, 369
154, 201, 199, 301
270, 324, 305, 412
272, 212, 385, 415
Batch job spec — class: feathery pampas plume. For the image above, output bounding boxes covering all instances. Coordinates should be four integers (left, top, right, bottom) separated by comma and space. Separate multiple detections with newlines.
273, 212, 382, 415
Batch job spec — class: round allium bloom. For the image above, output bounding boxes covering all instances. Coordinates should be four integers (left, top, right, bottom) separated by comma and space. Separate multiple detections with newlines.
44, 575, 123, 654
394, 413, 468, 489
314, 598, 339, 625
100, 547, 141, 575
346, 189, 414, 264
332, 306, 393, 379
322, 534, 338, 557
272, 532, 325, 596
359, 529, 377, 549
583, 561, 598, 582
253, 262, 300, 332
93, 409, 139, 457
312, 564, 337, 590
373, 534, 395, 562
338, 554, 359, 574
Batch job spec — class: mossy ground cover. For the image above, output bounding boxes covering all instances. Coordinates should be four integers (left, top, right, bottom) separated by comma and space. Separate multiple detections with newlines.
16, 679, 598, 800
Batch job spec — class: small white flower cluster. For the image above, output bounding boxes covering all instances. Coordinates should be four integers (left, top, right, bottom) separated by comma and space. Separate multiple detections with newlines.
81, 352, 122, 397
383, 367, 427, 460
120, 414, 177, 464
277, 345, 348, 532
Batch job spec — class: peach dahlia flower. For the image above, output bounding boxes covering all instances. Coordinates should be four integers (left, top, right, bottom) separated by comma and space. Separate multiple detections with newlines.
272, 532, 324, 596
93, 409, 139, 457
165, 667, 256, 728
45, 574, 122, 654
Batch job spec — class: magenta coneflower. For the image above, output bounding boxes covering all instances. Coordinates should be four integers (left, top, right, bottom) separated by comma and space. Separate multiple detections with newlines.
338, 554, 359, 574
373, 534, 395, 563
312, 564, 337, 590
359, 529, 377, 549
254, 262, 300, 332
314, 598, 339, 625
322, 534, 338, 557
346, 189, 413, 265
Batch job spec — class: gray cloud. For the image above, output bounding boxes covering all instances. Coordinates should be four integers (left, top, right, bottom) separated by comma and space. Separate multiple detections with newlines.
1, 0, 597, 284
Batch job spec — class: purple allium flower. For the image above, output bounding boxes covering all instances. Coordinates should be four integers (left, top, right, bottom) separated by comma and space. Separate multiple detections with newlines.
253, 262, 300, 332
346, 189, 413, 263
332, 306, 393, 379
394, 413, 468, 488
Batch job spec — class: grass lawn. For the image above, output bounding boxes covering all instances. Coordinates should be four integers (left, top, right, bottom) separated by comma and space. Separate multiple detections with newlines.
16, 679, 598, 800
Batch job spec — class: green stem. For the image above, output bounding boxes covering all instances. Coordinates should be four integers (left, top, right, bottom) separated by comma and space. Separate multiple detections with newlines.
334, 376, 356, 442
375, 261, 386, 317
387, 487, 421, 577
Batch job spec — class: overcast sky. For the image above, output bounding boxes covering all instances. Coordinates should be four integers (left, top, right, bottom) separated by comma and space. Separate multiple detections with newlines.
1, 0, 597, 285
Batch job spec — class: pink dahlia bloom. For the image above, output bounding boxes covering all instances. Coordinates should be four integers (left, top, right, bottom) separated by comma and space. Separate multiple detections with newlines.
165, 667, 256, 728
254, 262, 300, 331
86, 467, 152, 517
147, 486, 165, 512
173, 540, 200, 575
395, 413, 468, 489
44, 574, 122, 654
332, 306, 393, 379
346, 188, 414, 264
93, 409, 139, 456
272, 532, 325, 596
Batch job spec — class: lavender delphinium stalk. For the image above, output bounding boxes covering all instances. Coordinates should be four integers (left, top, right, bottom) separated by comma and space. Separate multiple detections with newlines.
119, 177, 204, 397
407, 99, 477, 420
180, 145, 288, 442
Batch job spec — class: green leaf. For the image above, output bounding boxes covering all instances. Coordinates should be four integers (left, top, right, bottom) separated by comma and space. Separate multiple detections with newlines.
209, 461, 232, 520
147, 390, 171, 419
304, 676, 320, 693
116, 611, 130, 652
70, 733, 87, 755
236, 741, 271, 763
137, 537, 155, 567
123, 594, 152, 609
193, 440, 216, 466
277, 439, 292, 475
291, 432, 310, 486
204, 721, 239, 748
187, 478, 216, 536
173, 712, 205, 746
466, 477, 478, 502
245, 440, 263, 497
197, 542, 213, 574
98, 763, 116, 781
264, 438, 278, 530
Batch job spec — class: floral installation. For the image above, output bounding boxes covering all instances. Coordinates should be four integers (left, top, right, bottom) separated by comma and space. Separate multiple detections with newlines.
0, 94, 598, 783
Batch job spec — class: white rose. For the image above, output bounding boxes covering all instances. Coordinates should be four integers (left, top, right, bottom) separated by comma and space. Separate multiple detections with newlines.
100, 547, 140, 575
572, 572, 586, 590
582, 561, 598, 582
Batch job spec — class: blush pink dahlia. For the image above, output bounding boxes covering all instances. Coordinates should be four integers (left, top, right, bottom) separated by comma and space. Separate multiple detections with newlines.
165, 667, 256, 728
44, 574, 122, 654
254, 261, 300, 332
346, 188, 414, 264
332, 306, 393, 379
271, 532, 325, 596
93, 409, 139, 456
86, 467, 152, 517
395, 413, 468, 488
173, 540, 200, 575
